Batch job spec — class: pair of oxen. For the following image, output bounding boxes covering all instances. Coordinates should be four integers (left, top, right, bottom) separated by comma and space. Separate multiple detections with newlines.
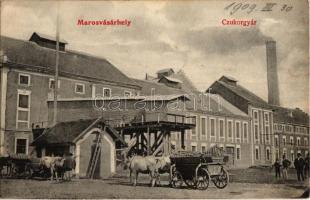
124, 155, 171, 187
40, 156, 76, 181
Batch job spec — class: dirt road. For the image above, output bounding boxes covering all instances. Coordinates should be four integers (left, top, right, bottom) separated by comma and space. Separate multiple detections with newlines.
0, 176, 307, 199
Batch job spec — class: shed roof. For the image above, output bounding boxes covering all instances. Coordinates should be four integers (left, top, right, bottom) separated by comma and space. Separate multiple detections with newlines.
31, 118, 126, 146
1, 36, 140, 89
30, 32, 68, 44
213, 77, 272, 109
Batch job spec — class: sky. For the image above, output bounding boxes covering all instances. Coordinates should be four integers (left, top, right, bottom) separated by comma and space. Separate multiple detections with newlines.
1, 0, 309, 112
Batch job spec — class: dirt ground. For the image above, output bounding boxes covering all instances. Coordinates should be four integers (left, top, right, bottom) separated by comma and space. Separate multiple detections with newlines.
0, 171, 308, 199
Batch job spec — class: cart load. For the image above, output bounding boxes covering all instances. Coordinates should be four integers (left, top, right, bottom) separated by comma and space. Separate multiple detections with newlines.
169, 145, 229, 190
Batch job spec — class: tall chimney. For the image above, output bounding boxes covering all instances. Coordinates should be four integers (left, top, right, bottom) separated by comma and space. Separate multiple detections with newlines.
266, 40, 280, 105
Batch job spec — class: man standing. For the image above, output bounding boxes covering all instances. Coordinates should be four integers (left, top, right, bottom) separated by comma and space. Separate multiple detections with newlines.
282, 155, 291, 180
273, 158, 281, 178
294, 153, 305, 181
304, 153, 309, 178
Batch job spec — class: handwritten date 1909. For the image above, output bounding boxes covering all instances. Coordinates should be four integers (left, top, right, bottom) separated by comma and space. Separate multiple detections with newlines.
225, 2, 293, 15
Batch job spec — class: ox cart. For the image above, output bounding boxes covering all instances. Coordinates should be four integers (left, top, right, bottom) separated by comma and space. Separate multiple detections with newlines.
169, 149, 229, 190
0, 154, 50, 179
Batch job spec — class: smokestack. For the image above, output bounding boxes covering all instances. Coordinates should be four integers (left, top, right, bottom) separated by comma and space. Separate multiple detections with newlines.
266, 40, 280, 106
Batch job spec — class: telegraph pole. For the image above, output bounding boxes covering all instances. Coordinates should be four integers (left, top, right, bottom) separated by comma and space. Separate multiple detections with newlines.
53, 1, 60, 126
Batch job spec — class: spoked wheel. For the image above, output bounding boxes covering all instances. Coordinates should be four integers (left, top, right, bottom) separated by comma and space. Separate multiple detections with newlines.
195, 168, 210, 190
171, 170, 183, 188
213, 167, 229, 189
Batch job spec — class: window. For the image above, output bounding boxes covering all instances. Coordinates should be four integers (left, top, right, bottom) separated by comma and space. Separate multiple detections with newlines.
103, 88, 111, 97
253, 110, 259, 121
265, 126, 269, 141
15, 138, 28, 154
291, 150, 295, 162
254, 124, 259, 140
124, 91, 131, 97
304, 138, 308, 146
191, 145, 197, 152
75, 83, 85, 94
49, 78, 60, 89
278, 124, 283, 131
200, 117, 206, 136
255, 146, 259, 160
282, 136, 286, 146
243, 122, 248, 142
219, 119, 224, 138
275, 149, 279, 159
290, 136, 294, 145
236, 146, 241, 160
210, 118, 216, 137
297, 137, 300, 146
264, 113, 269, 124
235, 121, 241, 140
275, 135, 279, 146
266, 148, 270, 161
274, 124, 277, 131
227, 120, 233, 139
283, 148, 287, 158
191, 116, 197, 138
19, 74, 30, 86
201, 145, 206, 153
17, 90, 31, 129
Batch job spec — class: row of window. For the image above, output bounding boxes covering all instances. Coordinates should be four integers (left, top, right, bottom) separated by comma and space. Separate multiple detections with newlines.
253, 110, 270, 125
18, 73, 135, 97
274, 135, 308, 147
274, 123, 307, 134
275, 149, 309, 161
187, 117, 249, 143
254, 146, 271, 161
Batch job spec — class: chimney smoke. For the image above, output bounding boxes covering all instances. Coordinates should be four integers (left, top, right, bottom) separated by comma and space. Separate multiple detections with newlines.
266, 40, 280, 105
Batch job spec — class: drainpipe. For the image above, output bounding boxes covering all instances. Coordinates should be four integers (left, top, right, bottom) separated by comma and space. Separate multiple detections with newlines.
0, 63, 8, 156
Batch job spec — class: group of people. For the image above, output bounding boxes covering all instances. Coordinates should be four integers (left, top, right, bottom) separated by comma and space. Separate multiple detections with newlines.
273, 153, 309, 181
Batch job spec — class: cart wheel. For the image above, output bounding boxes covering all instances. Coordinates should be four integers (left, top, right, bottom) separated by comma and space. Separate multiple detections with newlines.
195, 168, 209, 190
24, 165, 33, 179
171, 170, 183, 188
213, 167, 229, 189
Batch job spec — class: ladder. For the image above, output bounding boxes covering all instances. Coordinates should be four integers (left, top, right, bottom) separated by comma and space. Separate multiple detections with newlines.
86, 132, 102, 179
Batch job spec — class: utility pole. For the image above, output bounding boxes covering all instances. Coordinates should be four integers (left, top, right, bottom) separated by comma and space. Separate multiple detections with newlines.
53, 1, 60, 126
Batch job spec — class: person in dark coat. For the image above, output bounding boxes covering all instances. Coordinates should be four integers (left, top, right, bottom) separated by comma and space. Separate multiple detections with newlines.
273, 158, 281, 178
294, 153, 305, 181
304, 153, 309, 178
282, 155, 291, 180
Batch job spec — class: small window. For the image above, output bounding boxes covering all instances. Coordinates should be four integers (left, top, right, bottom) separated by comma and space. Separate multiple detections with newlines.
219, 120, 224, 138
210, 118, 216, 137
227, 121, 233, 138
253, 111, 258, 120
266, 148, 270, 161
297, 137, 300, 146
18, 94, 29, 109
265, 126, 269, 141
15, 138, 28, 154
201, 146, 206, 153
235, 122, 240, 139
282, 136, 286, 146
191, 145, 197, 152
103, 88, 111, 97
275, 135, 279, 146
254, 125, 259, 140
264, 113, 269, 123
124, 91, 131, 97
49, 78, 60, 89
255, 147, 259, 160
236, 147, 241, 160
290, 137, 294, 145
19, 74, 30, 86
75, 83, 85, 94
304, 138, 308, 146
201, 117, 206, 136
191, 117, 197, 136
243, 122, 248, 141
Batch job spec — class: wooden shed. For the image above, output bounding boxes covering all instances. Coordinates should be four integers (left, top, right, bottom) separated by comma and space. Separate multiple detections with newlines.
31, 117, 126, 179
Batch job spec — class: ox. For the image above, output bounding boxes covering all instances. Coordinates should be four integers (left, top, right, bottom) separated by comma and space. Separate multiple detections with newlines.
125, 155, 171, 187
